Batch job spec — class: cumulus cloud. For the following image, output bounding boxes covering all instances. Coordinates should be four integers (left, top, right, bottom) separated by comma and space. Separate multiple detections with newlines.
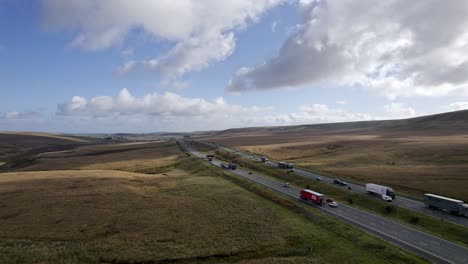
446, 102, 468, 111
243, 103, 372, 126
42, 0, 286, 80
55, 88, 278, 132
228, 0, 468, 99
57, 88, 270, 118
384, 102, 416, 118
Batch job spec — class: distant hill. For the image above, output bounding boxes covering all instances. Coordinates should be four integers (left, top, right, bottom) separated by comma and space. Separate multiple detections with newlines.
0, 132, 98, 165
196, 109, 468, 139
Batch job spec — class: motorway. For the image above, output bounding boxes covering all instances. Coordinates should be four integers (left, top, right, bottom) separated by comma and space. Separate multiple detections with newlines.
210, 143, 468, 228
181, 141, 468, 264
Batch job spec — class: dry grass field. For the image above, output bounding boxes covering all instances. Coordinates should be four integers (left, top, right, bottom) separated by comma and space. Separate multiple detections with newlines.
200, 110, 468, 201
0, 132, 91, 143
0, 160, 423, 263
0, 132, 94, 166
0, 169, 291, 263
0, 137, 425, 264
6, 141, 182, 173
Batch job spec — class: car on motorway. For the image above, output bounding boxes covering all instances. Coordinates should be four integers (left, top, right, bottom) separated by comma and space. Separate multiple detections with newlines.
326, 198, 338, 207
381, 195, 393, 202
283, 182, 291, 188
316, 177, 322, 181
333, 179, 347, 186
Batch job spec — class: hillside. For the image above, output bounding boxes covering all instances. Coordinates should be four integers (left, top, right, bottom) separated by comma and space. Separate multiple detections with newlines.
0, 132, 99, 166
196, 109, 468, 140
197, 110, 468, 200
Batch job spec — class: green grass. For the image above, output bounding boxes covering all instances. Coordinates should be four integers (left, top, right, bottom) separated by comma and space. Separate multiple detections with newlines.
214, 149, 468, 248
0, 146, 427, 264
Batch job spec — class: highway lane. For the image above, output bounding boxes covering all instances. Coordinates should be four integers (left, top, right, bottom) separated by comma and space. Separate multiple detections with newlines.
213, 144, 468, 228
181, 142, 468, 264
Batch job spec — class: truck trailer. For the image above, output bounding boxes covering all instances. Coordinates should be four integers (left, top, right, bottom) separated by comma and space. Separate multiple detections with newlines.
261, 156, 268, 163
278, 162, 293, 169
221, 163, 237, 170
300, 189, 323, 205
424, 194, 468, 217
366, 183, 396, 200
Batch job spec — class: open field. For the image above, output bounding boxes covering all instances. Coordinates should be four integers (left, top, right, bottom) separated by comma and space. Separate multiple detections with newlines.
200, 110, 468, 201
0, 155, 425, 263
3, 141, 183, 173
0, 132, 91, 143
0, 132, 96, 167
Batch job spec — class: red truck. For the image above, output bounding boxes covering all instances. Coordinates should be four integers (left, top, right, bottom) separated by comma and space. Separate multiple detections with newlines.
300, 189, 324, 205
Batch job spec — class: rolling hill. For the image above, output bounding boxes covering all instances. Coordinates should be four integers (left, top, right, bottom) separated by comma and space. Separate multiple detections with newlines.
196, 109, 468, 140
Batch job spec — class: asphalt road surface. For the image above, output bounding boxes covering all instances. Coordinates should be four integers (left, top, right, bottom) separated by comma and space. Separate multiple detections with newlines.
180, 141, 468, 264
212, 143, 468, 228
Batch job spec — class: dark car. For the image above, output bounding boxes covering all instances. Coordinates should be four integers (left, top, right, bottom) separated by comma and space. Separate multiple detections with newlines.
333, 179, 347, 186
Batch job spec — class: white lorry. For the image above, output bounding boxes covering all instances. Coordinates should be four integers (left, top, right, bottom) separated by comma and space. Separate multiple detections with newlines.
366, 183, 396, 201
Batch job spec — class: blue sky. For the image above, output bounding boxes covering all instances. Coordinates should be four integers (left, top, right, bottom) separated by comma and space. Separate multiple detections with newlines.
1, 1, 468, 133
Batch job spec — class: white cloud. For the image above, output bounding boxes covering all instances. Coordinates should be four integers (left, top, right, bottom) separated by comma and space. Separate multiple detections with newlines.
58, 88, 270, 118
1, 111, 40, 120
42, 0, 286, 80
384, 102, 416, 118
336, 100, 347, 105
228, 0, 468, 99
117, 32, 237, 79
55, 88, 277, 132
243, 103, 372, 126
446, 102, 468, 111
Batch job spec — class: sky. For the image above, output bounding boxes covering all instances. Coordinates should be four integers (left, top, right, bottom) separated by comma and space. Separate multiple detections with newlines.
1, 0, 468, 133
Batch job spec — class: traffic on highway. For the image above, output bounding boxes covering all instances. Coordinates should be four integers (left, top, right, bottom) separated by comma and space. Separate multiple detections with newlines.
180, 140, 468, 264
212, 142, 468, 228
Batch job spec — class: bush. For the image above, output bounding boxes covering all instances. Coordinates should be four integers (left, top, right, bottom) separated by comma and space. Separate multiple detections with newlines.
306, 184, 310, 189
384, 205, 394, 214
347, 198, 353, 204
409, 216, 420, 225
